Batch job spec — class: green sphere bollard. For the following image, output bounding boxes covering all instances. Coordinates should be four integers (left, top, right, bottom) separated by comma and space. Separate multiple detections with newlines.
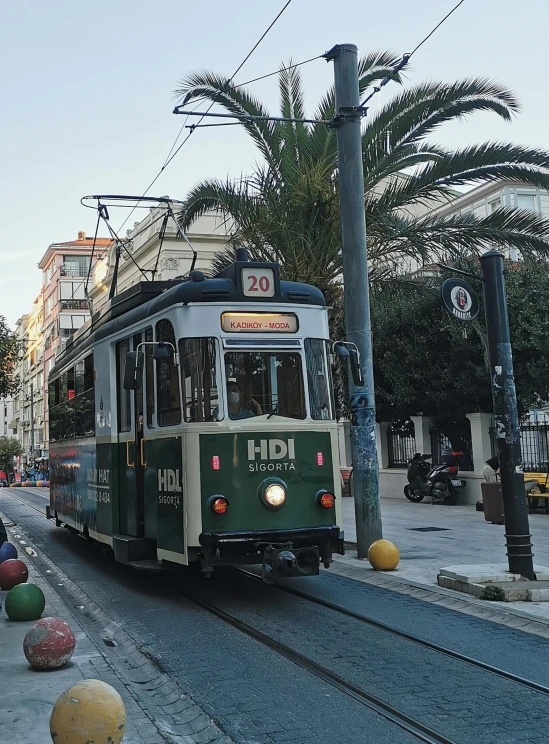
5, 583, 45, 621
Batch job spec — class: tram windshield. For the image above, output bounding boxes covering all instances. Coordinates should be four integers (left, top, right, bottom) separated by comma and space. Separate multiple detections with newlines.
224, 351, 305, 420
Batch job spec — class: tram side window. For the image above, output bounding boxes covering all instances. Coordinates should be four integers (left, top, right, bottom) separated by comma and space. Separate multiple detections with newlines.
304, 339, 335, 420
49, 354, 95, 441
179, 338, 220, 422
145, 327, 154, 428
156, 320, 181, 427
117, 340, 132, 433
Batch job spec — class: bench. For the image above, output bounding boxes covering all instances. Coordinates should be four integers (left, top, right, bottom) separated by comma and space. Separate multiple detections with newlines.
526, 493, 549, 514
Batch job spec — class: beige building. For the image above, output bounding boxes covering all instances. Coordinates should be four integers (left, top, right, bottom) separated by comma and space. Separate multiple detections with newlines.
90, 204, 230, 314
9, 292, 46, 467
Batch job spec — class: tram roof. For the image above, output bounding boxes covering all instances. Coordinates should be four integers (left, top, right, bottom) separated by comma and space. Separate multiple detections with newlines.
50, 261, 326, 376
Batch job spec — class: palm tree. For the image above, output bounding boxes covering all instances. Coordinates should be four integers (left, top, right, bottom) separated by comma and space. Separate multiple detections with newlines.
175, 53, 549, 303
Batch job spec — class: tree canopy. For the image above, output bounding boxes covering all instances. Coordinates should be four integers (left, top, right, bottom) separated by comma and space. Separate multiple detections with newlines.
176, 54, 549, 304
0, 437, 23, 473
372, 259, 549, 422
0, 316, 20, 399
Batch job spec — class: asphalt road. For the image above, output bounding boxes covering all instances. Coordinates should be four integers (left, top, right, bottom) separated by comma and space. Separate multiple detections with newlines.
2, 488, 549, 744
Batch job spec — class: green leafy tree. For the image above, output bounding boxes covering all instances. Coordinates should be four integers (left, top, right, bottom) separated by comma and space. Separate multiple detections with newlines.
0, 316, 21, 398
0, 437, 23, 474
176, 55, 549, 302
372, 258, 549, 423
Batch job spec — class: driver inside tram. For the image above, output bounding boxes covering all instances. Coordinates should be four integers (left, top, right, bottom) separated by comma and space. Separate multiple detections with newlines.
227, 381, 263, 420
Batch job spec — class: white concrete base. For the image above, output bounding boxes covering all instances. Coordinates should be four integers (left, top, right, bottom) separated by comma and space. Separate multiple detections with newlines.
438, 564, 549, 602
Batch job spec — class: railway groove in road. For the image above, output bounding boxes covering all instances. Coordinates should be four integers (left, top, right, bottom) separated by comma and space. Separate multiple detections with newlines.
235, 568, 549, 698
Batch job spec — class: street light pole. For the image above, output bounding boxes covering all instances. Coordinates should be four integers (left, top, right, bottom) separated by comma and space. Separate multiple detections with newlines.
30, 381, 34, 466
326, 44, 382, 555
480, 250, 535, 580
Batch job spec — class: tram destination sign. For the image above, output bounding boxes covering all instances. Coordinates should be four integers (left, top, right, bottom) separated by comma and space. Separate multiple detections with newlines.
222, 312, 298, 333
441, 278, 479, 322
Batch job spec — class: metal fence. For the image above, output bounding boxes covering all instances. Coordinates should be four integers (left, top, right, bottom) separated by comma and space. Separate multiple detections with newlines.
429, 420, 474, 471
387, 420, 416, 468
490, 416, 549, 472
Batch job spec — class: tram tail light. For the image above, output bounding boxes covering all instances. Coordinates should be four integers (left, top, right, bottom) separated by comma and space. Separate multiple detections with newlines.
316, 452, 324, 466
212, 455, 220, 471
316, 491, 335, 509
209, 496, 229, 514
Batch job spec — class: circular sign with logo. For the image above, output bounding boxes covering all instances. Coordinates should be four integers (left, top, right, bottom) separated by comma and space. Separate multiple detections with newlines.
441, 278, 479, 322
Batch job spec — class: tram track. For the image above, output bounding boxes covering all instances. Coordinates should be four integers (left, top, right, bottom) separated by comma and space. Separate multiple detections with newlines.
234, 567, 549, 699
172, 583, 458, 744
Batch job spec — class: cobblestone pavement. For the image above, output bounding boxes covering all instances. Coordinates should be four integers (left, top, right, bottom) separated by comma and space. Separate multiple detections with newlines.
341, 495, 549, 623
1, 511, 232, 744
0, 492, 419, 744
4, 489, 549, 743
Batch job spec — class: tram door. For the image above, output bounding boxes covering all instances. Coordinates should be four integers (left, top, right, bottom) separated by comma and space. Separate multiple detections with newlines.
116, 334, 145, 537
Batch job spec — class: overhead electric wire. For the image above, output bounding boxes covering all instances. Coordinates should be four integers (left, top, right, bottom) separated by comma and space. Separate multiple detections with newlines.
117, 0, 295, 234
360, 0, 467, 107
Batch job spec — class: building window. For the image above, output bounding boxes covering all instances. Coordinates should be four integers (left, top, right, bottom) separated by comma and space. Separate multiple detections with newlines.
62, 255, 91, 278
488, 199, 501, 214
516, 193, 536, 211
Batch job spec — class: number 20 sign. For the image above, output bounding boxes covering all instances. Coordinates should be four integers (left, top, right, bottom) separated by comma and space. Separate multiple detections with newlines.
241, 267, 275, 297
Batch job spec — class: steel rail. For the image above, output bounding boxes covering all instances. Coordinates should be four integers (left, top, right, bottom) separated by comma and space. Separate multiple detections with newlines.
175, 586, 458, 744
235, 567, 549, 698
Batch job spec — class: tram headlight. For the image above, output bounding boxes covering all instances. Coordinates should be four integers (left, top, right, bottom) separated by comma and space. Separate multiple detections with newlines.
259, 479, 287, 510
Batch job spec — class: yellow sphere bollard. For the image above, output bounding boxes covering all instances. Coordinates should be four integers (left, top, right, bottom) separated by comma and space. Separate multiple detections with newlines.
368, 539, 400, 570
49, 679, 126, 744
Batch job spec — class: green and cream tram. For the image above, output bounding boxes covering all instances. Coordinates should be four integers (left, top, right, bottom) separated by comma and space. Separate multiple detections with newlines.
46, 251, 344, 576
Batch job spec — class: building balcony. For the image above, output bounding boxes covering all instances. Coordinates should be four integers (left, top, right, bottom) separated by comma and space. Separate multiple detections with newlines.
60, 299, 89, 311
59, 266, 86, 278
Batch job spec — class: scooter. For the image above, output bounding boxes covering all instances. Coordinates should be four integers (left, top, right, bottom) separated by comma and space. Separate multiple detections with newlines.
404, 451, 466, 505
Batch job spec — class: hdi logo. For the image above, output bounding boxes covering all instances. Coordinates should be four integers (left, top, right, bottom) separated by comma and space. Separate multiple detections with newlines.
157, 469, 182, 492
247, 439, 295, 461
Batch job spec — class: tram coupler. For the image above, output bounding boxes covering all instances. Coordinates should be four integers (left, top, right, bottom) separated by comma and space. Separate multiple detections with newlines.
262, 544, 320, 579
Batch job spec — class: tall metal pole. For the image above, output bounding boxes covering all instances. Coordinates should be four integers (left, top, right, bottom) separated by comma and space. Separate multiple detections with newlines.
480, 250, 535, 580
30, 381, 34, 467
326, 44, 382, 555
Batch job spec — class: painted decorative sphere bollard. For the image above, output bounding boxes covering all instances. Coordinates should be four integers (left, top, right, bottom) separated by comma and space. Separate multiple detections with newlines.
0, 541, 18, 563
5, 583, 45, 621
0, 558, 28, 589
49, 679, 127, 744
24, 617, 76, 670
368, 540, 400, 571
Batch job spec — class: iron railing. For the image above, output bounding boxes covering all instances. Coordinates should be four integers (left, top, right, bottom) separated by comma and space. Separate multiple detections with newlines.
387, 420, 416, 468
429, 420, 474, 471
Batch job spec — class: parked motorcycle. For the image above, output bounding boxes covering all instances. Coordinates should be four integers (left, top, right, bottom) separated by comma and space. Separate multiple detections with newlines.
404, 451, 466, 505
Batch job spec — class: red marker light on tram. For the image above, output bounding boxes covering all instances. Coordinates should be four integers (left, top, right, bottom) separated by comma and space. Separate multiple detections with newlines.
211, 497, 229, 514
316, 452, 324, 466
212, 455, 220, 471
316, 491, 335, 509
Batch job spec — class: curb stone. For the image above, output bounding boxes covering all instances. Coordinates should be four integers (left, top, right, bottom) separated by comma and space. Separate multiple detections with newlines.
329, 554, 549, 639
2, 513, 234, 744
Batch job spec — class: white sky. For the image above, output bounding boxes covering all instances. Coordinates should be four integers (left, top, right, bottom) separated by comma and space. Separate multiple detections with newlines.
1, 0, 547, 326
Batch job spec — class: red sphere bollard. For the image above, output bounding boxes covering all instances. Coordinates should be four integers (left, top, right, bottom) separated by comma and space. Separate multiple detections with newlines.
0, 559, 29, 590
24, 618, 76, 670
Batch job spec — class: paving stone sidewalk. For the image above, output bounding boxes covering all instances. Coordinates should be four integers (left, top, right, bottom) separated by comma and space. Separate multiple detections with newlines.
0, 514, 232, 744
336, 495, 549, 632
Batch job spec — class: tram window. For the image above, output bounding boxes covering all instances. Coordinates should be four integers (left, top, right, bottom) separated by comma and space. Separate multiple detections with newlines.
179, 338, 220, 422
305, 339, 335, 420
84, 355, 94, 390
145, 327, 154, 428
67, 367, 76, 400
224, 352, 305, 420
75, 360, 85, 396
155, 320, 181, 427
117, 340, 132, 433
60, 371, 68, 401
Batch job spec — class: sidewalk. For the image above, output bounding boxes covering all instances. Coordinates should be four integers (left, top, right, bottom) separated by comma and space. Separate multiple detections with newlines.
0, 513, 231, 744
335, 495, 549, 630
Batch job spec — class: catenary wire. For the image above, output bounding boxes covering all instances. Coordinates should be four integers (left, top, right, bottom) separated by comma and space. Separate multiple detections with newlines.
360, 0, 467, 107
117, 0, 295, 234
